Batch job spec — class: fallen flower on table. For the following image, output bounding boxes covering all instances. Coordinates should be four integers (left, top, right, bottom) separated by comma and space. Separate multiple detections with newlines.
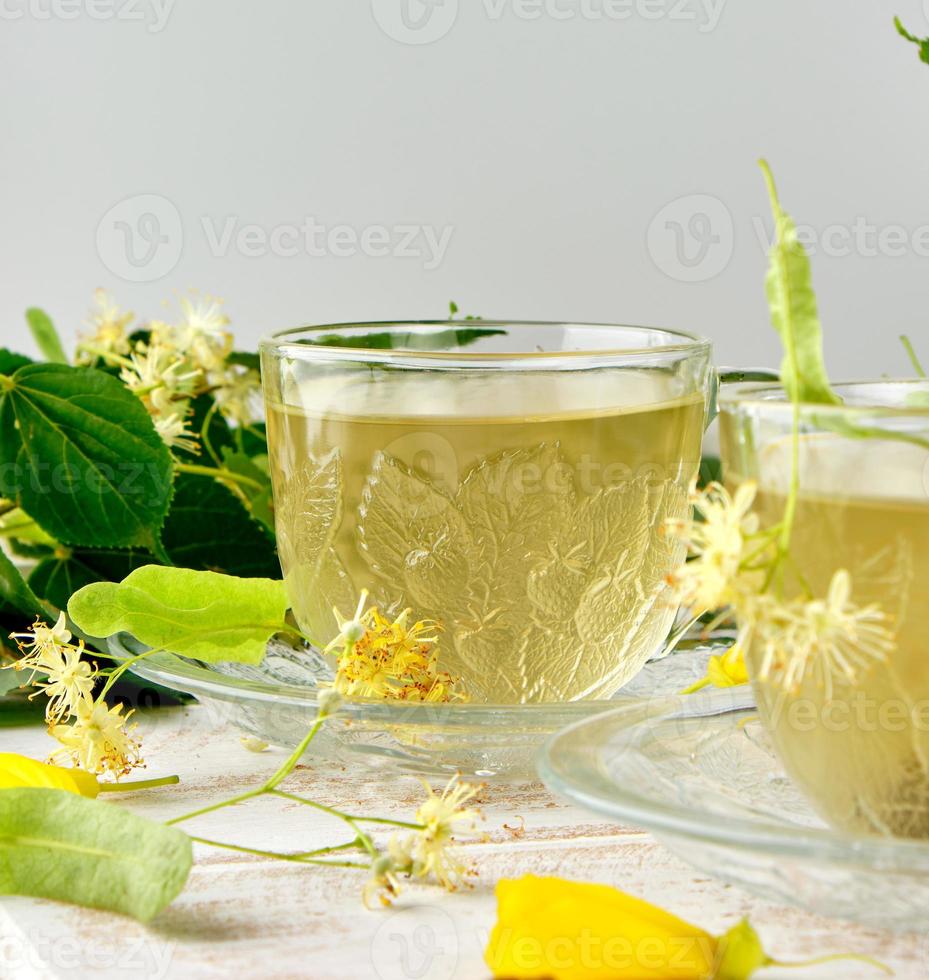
680, 644, 749, 696
0, 752, 102, 797
485, 875, 891, 979
366, 775, 483, 905
0, 753, 180, 798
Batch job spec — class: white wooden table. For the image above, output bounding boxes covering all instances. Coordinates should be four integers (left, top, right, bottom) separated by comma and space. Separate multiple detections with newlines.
1, 704, 926, 979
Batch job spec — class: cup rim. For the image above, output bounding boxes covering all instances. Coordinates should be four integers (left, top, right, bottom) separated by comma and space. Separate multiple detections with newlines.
259, 319, 711, 363
719, 378, 929, 417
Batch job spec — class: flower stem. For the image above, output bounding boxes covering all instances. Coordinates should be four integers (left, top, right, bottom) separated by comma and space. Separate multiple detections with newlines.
679, 677, 712, 695
268, 789, 379, 857
768, 951, 892, 975
98, 774, 180, 793
187, 835, 368, 869
167, 710, 330, 826
901, 334, 926, 378
261, 715, 327, 791
77, 345, 134, 370
175, 462, 265, 492
165, 786, 265, 826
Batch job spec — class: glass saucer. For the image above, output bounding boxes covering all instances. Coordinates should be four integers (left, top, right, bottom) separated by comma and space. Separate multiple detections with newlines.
107, 632, 727, 781
538, 694, 929, 929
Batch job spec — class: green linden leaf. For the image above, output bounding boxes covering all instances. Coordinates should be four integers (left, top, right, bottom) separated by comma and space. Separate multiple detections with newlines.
895, 16, 929, 66
0, 667, 25, 696
68, 565, 289, 664
219, 449, 275, 533
226, 350, 261, 371
296, 326, 504, 350
238, 422, 268, 456
161, 472, 279, 577
0, 549, 48, 622
0, 363, 174, 552
759, 160, 841, 406
0, 787, 191, 921
28, 547, 150, 612
25, 308, 68, 364
697, 454, 723, 488
0, 349, 32, 374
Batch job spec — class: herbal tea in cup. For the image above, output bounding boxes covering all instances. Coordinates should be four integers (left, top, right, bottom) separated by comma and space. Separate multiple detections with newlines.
262, 322, 709, 704
721, 381, 929, 838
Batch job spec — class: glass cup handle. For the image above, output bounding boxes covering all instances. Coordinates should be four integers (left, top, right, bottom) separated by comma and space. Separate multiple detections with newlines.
707, 366, 780, 427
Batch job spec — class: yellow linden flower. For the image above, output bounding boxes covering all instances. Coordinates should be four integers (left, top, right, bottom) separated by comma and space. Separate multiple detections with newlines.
8, 613, 98, 722
120, 340, 200, 402
407, 775, 481, 890
367, 775, 482, 905
50, 700, 142, 778
154, 409, 200, 453
666, 481, 763, 615
755, 569, 895, 698
9, 611, 73, 656
325, 592, 466, 703
75, 288, 133, 363
213, 365, 262, 425
706, 645, 749, 688
0, 752, 100, 797
681, 644, 749, 696
484, 876, 888, 980
172, 292, 233, 372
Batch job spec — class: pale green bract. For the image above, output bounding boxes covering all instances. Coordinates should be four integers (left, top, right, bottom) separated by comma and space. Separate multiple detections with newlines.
760, 159, 841, 407
0, 787, 192, 921
68, 565, 290, 664
25, 307, 68, 364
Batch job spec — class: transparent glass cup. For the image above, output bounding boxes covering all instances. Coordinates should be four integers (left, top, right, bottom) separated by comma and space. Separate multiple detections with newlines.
720, 380, 929, 838
260, 321, 711, 704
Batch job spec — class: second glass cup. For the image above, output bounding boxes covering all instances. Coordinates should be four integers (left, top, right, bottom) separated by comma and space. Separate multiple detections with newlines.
261, 321, 711, 704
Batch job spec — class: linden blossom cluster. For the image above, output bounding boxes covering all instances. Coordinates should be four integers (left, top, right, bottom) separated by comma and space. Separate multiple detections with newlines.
5, 613, 141, 778
665, 481, 896, 699
323, 590, 468, 703
76, 288, 262, 452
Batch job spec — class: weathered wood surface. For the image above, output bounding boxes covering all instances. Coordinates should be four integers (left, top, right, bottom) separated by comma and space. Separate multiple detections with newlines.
1, 705, 925, 979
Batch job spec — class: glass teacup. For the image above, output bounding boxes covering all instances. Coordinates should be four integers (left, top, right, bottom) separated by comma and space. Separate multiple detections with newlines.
720, 380, 929, 838
261, 321, 711, 704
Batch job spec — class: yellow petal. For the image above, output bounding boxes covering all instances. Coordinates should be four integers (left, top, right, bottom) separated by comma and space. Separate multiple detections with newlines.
485, 875, 718, 979
714, 920, 768, 980
0, 753, 100, 797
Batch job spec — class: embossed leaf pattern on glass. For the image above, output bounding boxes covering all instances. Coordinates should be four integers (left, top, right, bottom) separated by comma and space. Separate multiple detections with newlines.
275, 450, 342, 573
355, 443, 687, 702
274, 451, 355, 646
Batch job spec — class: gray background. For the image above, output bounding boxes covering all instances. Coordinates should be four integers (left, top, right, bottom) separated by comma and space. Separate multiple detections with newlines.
3, 0, 928, 376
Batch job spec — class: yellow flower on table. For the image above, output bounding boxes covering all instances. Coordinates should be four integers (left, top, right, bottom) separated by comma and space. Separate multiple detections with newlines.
484, 876, 887, 980
0, 752, 100, 797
